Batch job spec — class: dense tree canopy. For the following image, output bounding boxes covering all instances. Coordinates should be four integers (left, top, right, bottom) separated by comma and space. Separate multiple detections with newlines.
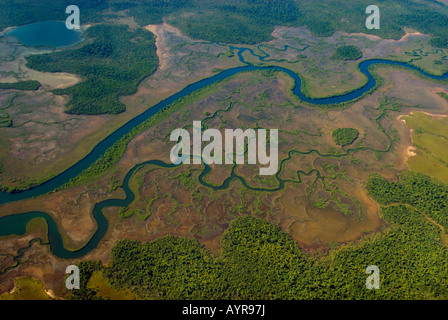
0, 81, 41, 91
3, 0, 448, 46
100, 201, 448, 300
25, 24, 158, 114
331, 45, 363, 61
331, 128, 359, 146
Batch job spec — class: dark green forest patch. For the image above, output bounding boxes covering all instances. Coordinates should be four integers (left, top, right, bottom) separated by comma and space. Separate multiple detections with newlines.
78, 170, 448, 300
331, 128, 359, 146
0, 81, 41, 91
4, 1, 448, 46
366, 171, 448, 229
25, 24, 158, 115
331, 45, 363, 61
166, 11, 276, 45
86, 207, 448, 299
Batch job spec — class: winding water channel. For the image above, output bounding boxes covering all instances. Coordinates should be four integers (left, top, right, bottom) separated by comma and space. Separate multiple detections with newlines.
1, 42, 448, 258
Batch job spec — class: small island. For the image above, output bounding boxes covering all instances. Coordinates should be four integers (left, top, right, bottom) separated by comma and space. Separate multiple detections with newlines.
331, 127, 359, 146
331, 45, 363, 61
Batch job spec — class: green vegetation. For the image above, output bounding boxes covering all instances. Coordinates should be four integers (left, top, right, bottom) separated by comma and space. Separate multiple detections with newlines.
66, 260, 105, 300
105, 237, 223, 299
153, 0, 448, 46
331, 128, 359, 146
58, 73, 237, 189
402, 112, 448, 184
167, 11, 276, 45
60, 71, 394, 207
0, 93, 21, 128
3, 0, 448, 46
366, 171, 448, 229
0, 81, 41, 91
4, 1, 448, 301
331, 45, 363, 61
0, 119, 11, 128
0, 0, 108, 31
0, 277, 51, 300
437, 91, 448, 101
57, 100, 176, 189
87, 271, 139, 300
166, 0, 298, 44
26, 24, 158, 115
81, 169, 448, 299
98, 208, 448, 299
8, 169, 448, 300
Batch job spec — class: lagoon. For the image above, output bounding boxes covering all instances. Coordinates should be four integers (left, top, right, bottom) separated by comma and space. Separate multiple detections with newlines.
6, 20, 83, 48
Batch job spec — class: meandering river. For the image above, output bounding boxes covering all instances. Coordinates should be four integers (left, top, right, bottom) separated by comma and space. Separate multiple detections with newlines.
1, 40, 448, 258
